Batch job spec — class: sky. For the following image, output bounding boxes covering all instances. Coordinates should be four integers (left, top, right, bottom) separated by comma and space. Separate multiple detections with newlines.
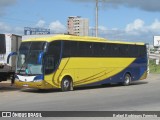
0, 0, 160, 44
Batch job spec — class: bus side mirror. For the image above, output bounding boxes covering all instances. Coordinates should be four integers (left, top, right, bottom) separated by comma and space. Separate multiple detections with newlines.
38, 52, 45, 64
7, 52, 17, 64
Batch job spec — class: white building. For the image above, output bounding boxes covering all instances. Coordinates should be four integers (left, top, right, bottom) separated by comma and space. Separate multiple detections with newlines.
67, 16, 89, 36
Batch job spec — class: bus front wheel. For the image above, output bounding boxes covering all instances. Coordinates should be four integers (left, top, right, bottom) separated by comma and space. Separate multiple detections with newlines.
122, 73, 131, 86
61, 77, 73, 92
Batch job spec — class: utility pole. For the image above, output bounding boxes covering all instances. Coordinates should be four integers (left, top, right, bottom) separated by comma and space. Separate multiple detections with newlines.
95, 0, 98, 37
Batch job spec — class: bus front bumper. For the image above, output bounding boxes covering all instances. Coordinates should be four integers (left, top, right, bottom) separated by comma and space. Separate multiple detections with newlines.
14, 80, 54, 89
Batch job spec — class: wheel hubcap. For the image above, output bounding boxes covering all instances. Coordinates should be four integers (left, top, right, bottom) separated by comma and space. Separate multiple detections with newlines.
125, 76, 130, 84
64, 80, 69, 88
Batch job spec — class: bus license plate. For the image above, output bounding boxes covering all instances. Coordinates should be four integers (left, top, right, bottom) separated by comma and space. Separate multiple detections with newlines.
23, 84, 29, 87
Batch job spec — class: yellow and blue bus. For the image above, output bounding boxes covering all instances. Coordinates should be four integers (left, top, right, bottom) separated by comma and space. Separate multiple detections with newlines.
13, 35, 148, 91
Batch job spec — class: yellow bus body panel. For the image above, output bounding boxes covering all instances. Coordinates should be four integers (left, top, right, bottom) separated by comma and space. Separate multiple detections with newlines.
43, 57, 136, 88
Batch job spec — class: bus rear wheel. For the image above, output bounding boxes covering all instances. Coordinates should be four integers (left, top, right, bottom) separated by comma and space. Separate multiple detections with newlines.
61, 77, 73, 92
122, 73, 131, 86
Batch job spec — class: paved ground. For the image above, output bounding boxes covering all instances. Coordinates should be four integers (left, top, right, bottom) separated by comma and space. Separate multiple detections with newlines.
0, 74, 160, 119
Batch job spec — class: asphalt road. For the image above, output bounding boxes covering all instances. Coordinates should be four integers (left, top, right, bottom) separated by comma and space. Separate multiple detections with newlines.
0, 74, 160, 119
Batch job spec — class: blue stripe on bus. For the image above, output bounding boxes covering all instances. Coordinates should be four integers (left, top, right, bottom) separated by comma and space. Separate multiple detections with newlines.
81, 57, 147, 86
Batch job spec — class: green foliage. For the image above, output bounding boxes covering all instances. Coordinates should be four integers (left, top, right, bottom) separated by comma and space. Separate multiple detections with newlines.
149, 59, 160, 73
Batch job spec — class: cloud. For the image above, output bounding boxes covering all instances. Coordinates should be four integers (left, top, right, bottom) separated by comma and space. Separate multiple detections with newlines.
125, 19, 145, 35
0, 20, 67, 35
1, 18, 160, 44
35, 20, 66, 34
36, 20, 46, 28
70, 0, 160, 12
91, 18, 160, 44
149, 19, 160, 32
125, 19, 160, 35
98, 26, 108, 31
0, 22, 24, 35
0, 0, 17, 16
0, 22, 12, 32
49, 20, 66, 33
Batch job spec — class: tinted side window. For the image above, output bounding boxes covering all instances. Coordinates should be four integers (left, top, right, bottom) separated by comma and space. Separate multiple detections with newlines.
63, 41, 93, 57
63, 41, 78, 57
47, 41, 61, 56
62, 40, 146, 58
45, 41, 61, 74
137, 45, 147, 57
78, 42, 93, 57
128, 45, 136, 57
45, 55, 55, 74
119, 44, 129, 57
105, 43, 120, 57
93, 43, 106, 57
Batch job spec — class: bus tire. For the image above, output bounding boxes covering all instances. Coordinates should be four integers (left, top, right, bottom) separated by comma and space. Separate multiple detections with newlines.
122, 73, 131, 86
61, 77, 73, 92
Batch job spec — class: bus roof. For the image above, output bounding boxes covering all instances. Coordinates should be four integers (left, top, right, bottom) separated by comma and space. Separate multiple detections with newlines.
22, 34, 145, 45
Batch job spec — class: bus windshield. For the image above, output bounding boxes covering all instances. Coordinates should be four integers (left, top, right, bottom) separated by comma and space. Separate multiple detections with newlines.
17, 41, 47, 75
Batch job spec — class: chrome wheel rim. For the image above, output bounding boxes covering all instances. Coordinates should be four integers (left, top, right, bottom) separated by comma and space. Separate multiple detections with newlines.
125, 75, 130, 84
63, 79, 70, 88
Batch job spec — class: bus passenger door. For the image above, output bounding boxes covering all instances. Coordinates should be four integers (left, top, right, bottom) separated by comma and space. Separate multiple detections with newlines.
44, 55, 58, 88
43, 41, 62, 88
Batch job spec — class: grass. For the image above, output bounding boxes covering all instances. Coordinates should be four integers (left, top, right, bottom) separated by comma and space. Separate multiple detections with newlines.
149, 59, 160, 74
